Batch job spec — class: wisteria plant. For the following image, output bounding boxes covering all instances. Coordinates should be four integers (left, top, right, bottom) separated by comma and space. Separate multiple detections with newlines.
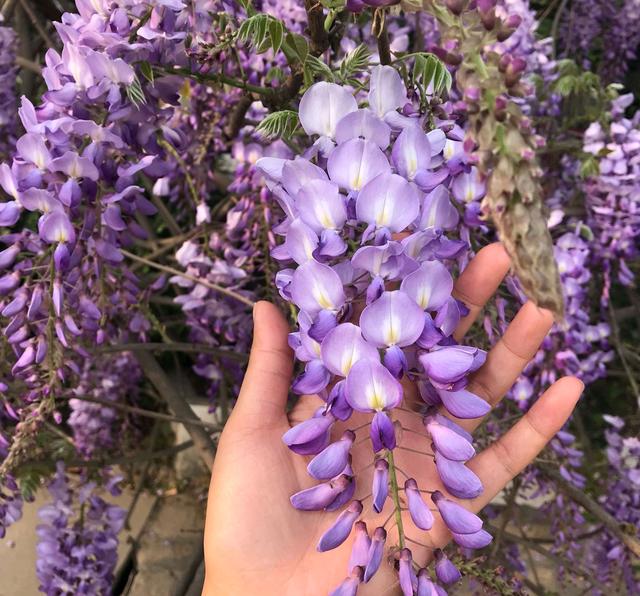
0, 0, 638, 594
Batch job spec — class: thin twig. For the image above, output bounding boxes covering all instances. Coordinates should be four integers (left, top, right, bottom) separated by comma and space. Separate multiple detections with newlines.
540, 465, 640, 558
519, 525, 543, 587
157, 137, 199, 210
124, 422, 159, 530
1, 0, 18, 20
95, 341, 247, 362
485, 522, 608, 592
18, 0, 55, 48
16, 55, 41, 74
135, 351, 217, 469
376, 17, 392, 66
131, 228, 203, 271
608, 300, 640, 410
28, 440, 196, 470
396, 445, 434, 458
61, 393, 223, 430
488, 478, 521, 561
120, 249, 255, 307
550, 0, 570, 58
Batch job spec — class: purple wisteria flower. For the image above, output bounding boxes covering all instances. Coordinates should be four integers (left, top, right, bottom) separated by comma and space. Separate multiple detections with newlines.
36, 463, 125, 595
260, 68, 493, 594
0, 25, 17, 158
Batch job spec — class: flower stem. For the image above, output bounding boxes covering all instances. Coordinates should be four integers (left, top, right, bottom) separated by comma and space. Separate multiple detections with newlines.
386, 449, 405, 550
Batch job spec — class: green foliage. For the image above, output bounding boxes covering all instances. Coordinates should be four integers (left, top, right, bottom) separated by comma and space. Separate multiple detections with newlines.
282, 32, 309, 66
412, 52, 452, 97
17, 463, 50, 501
256, 110, 300, 140
126, 74, 146, 108
265, 66, 286, 84
319, 0, 346, 8
236, 0, 257, 15
238, 13, 285, 54
576, 221, 595, 242
139, 60, 154, 85
304, 54, 335, 86
338, 44, 371, 85
552, 59, 620, 128
580, 154, 600, 179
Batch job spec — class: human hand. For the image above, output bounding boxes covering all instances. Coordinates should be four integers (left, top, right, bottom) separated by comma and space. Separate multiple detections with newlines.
203, 243, 583, 596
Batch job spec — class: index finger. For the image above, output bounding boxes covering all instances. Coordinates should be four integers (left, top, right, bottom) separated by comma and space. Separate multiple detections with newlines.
453, 243, 511, 341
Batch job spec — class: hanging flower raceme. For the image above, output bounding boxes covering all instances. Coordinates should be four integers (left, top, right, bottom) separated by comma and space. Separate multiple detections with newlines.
0, 0, 202, 476
36, 463, 125, 596
259, 68, 492, 595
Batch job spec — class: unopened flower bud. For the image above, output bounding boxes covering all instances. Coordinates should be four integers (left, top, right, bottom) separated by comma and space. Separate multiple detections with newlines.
445, 0, 466, 15
405, 478, 435, 530
372, 459, 389, 513
307, 430, 355, 479
317, 500, 363, 552
435, 549, 462, 584
463, 86, 481, 103
364, 527, 386, 582
348, 521, 371, 572
399, 548, 417, 595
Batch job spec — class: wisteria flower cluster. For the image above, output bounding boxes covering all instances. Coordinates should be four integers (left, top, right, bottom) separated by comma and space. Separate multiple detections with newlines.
259, 70, 494, 594
36, 463, 125, 596
0, 0, 638, 593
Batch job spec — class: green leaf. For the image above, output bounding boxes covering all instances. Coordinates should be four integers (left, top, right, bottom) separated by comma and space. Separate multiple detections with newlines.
552, 75, 576, 97
256, 110, 300, 140
265, 66, 286, 84
304, 55, 334, 83
237, 0, 256, 15
238, 14, 285, 55
339, 44, 371, 83
269, 18, 284, 54
412, 53, 452, 97
579, 154, 600, 179
126, 74, 146, 108
577, 222, 594, 241
282, 32, 309, 65
139, 60, 154, 85
17, 461, 53, 501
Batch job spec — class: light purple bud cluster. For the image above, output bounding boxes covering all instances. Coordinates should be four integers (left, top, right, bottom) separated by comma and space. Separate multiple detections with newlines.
36, 463, 125, 595
172, 140, 290, 406
0, 26, 17, 158
68, 352, 143, 458
587, 416, 640, 593
0, 473, 23, 540
583, 94, 640, 297
260, 68, 493, 593
0, 0, 201, 465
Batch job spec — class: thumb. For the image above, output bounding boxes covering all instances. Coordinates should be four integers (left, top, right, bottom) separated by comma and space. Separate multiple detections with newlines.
231, 301, 293, 428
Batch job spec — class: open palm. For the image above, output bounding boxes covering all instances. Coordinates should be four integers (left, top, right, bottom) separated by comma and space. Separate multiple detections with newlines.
203, 244, 583, 596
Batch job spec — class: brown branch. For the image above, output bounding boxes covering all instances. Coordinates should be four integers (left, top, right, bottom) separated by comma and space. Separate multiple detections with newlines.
1, 0, 19, 20
16, 55, 41, 74
224, 94, 253, 140
540, 465, 640, 558
376, 19, 392, 65
120, 249, 255, 308
485, 523, 609, 592
304, 0, 330, 57
488, 478, 521, 561
18, 0, 55, 48
124, 422, 159, 530
28, 439, 196, 470
608, 300, 640, 409
135, 351, 217, 469
95, 341, 247, 362
60, 393, 223, 430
